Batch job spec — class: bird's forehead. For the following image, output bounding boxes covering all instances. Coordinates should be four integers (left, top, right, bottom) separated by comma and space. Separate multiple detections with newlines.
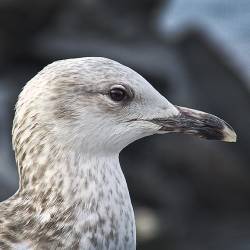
45, 57, 146, 90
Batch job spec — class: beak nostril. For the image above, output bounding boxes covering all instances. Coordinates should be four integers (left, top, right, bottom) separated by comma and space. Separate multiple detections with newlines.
161, 106, 168, 111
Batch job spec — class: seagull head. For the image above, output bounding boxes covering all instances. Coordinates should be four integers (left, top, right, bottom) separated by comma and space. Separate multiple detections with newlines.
15, 57, 236, 156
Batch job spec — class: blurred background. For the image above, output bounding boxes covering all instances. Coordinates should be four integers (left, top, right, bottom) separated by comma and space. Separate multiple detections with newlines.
0, 0, 250, 249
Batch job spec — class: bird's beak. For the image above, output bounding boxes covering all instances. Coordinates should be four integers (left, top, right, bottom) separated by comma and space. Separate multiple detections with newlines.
151, 106, 237, 142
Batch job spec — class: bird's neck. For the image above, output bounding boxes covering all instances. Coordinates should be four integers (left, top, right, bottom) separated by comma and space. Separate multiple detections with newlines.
7, 146, 136, 249
17, 145, 127, 208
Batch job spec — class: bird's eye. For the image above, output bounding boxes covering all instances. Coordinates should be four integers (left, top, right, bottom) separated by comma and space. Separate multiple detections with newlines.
109, 86, 128, 102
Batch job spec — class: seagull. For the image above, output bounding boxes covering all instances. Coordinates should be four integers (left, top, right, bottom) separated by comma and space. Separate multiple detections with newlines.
0, 57, 236, 249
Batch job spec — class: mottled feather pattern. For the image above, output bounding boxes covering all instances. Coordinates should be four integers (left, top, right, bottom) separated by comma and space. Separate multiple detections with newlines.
0, 58, 139, 249
0, 57, 233, 249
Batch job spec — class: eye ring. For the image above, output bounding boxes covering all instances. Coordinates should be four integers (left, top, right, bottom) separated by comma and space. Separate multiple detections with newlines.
109, 85, 128, 102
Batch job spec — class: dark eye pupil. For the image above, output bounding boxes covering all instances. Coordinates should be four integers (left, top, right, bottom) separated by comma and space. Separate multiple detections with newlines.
110, 88, 126, 101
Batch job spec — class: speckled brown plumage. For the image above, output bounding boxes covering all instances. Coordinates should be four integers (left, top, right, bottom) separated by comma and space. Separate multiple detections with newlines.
0, 57, 236, 249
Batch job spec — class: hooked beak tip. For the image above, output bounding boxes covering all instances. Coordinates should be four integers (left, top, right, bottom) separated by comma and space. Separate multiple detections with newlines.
222, 124, 237, 142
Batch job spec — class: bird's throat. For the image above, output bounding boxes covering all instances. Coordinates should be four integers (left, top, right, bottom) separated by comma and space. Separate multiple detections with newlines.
15, 147, 136, 249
